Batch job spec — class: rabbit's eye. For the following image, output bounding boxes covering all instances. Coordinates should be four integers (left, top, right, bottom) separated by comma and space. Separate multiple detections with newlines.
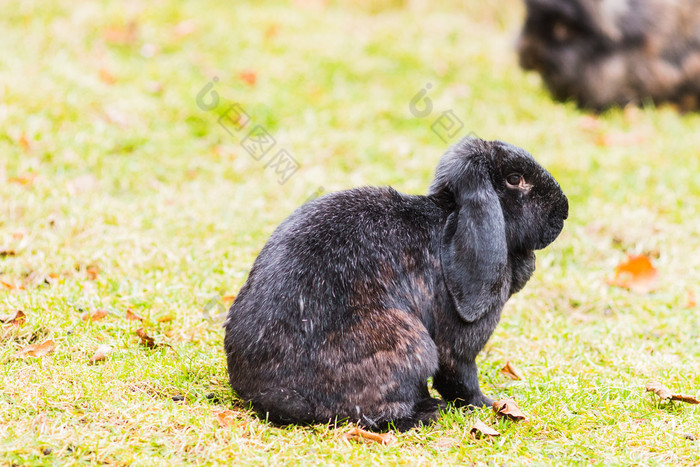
506, 173, 523, 187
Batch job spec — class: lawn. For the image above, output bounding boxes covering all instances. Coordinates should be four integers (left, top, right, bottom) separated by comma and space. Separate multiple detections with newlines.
1, 0, 699, 465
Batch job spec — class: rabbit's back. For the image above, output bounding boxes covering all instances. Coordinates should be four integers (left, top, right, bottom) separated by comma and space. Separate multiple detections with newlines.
224, 187, 447, 425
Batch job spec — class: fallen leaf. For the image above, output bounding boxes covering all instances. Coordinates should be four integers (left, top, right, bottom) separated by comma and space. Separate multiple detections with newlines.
0, 248, 16, 257
81, 309, 109, 321
135, 328, 163, 349
264, 23, 280, 40
18, 340, 56, 358
89, 344, 112, 363
686, 290, 696, 308
217, 410, 237, 427
645, 381, 700, 404
9, 173, 37, 186
470, 420, 501, 438
86, 265, 100, 280
607, 255, 658, 293
18, 132, 31, 151
1, 279, 22, 290
99, 68, 117, 85
103, 21, 138, 45
222, 295, 236, 303
500, 361, 523, 381
342, 427, 396, 446
492, 398, 528, 422
1, 310, 26, 327
126, 308, 145, 322
239, 71, 257, 86
671, 394, 700, 404
646, 380, 672, 400
157, 315, 173, 323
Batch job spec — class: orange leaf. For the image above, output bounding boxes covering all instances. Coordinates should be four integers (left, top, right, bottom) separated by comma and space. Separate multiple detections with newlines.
126, 308, 145, 322
82, 309, 109, 321
86, 265, 100, 280
18, 340, 56, 358
342, 427, 397, 446
8, 173, 37, 186
18, 132, 31, 151
217, 410, 237, 427
470, 420, 501, 438
492, 398, 528, 422
1, 279, 22, 290
608, 255, 658, 293
239, 71, 257, 86
103, 21, 138, 45
686, 290, 696, 308
500, 361, 523, 381
99, 68, 117, 84
89, 344, 112, 363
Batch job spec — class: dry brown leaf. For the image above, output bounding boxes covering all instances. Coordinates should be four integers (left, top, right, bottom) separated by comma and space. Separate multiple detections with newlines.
126, 308, 145, 322
607, 255, 658, 293
0, 248, 16, 257
470, 420, 501, 438
646, 381, 700, 404
157, 315, 173, 323
89, 344, 112, 363
86, 265, 100, 280
222, 295, 237, 303
646, 381, 673, 400
500, 361, 523, 381
686, 290, 696, 308
18, 340, 56, 358
671, 394, 700, 404
81, 309, 109, 321
492, 398, 528, 422
135, 328, 158, 349
342, 427, 397, 446
1, 310, 25, 326
217, 410, 237, 427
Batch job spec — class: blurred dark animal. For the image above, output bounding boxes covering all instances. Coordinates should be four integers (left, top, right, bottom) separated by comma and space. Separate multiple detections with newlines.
518, 0, 700, 110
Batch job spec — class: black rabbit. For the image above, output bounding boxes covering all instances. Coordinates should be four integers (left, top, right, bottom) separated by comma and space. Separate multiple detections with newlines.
518, 0, 700, 110
224, 137, 568, 431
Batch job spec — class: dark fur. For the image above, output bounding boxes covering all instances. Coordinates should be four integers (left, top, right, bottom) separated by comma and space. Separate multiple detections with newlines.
224, 138, 569, 431
518, 0, 700, 110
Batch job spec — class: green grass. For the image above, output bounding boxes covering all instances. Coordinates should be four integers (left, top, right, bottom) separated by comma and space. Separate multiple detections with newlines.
2, 0, 699, 464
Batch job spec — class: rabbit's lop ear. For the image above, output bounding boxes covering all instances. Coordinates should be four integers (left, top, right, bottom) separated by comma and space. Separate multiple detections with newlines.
429, 138, 508, 323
